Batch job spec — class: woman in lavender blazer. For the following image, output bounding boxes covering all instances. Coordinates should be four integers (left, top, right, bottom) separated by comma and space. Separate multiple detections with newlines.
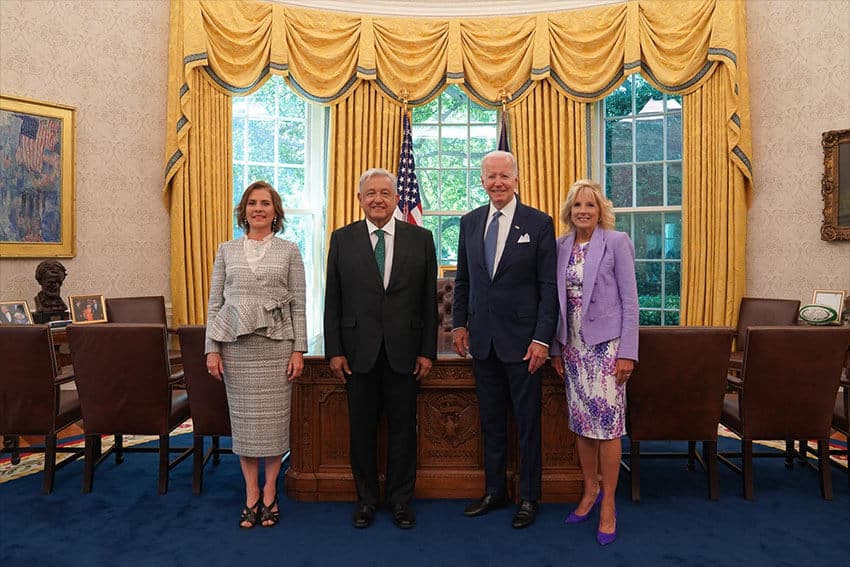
550, 180, 639, 546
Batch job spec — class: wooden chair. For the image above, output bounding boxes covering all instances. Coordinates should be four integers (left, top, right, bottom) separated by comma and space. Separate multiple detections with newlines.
625, 326, 735, 501
177, 325, 233, 494
68, 323, 191, 494
719, 326, 850, 500
104, 295, 182, 367
0, 325, 84, 493
728, 297, 800, 372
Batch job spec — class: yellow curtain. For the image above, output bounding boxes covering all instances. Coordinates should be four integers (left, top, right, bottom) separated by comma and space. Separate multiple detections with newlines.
681, 66, 749, 327
327, 82, 404, 233
163, 0, 754, 326
168, 70, 232, 325
510, 79, 588, 229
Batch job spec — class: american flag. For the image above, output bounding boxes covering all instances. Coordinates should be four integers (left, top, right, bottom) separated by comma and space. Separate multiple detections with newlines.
15, 115, 60, 173
395, 111, 423, 226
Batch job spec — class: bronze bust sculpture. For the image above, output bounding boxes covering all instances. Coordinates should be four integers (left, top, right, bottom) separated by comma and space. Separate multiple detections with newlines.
34, 259, 68, 313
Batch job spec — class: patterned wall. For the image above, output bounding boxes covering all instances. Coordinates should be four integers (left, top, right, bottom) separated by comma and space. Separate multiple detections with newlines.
0, 0, 171, 307
746, 0, 850, 307
0, 0, 848, 317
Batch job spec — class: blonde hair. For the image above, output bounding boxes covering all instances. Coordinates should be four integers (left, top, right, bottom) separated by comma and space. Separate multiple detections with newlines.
560, 179, 616, 234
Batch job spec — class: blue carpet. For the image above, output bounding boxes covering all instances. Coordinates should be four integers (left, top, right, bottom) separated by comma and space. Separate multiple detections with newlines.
1, 437, 847, 567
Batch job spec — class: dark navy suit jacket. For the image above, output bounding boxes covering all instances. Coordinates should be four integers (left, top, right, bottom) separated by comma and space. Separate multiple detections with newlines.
452, 201, 558, 363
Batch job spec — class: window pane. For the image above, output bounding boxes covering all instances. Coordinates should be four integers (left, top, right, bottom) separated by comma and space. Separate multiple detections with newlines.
440, 126, 468, 168
615, 212, 632, 233
469, 103, 497, 124
277, 167, 306, 208
666, 112, 682, 160
605, 120, 632, 163
635, 163, 663, 206
278, 88, 305, 119
247, 119, 274, 162
247, 164, 274, 185
664, 261, 681, 300
418, 169, 438, 210
605, 77, 632, 118
635, 261, 662, 301
470, 125, 497, 163
664, 213, 681, 259
233, 118, 245, 161
414, 125, 439, 168
439, 170, 467, 210
663, 310, 680, 325
635, 117, 663, 162
633, 213, 663, 259
606, 164, 633, 207
640, 310, 662, 325
278, 120, 305, 164
633, 74, 657, 115
440, 89, 467, 123
233, 165, 244, 198
412, 98, 439, 123
667, 162, 682, 206
470, 177, 489, 208
438, 216, 461, 264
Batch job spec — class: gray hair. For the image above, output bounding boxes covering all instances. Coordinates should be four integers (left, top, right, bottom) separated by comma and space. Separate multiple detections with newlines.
480, 150, 518, 177
358, 168, 398, 193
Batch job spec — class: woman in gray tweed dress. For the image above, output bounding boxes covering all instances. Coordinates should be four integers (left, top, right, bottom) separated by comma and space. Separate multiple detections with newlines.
205, 181, 308, 529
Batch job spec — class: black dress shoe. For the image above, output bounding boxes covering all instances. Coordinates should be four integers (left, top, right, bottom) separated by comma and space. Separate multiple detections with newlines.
511, 500, 538, 529
391, 503, 416, 529
352, 503, 376, 528
463, 494, 508, 517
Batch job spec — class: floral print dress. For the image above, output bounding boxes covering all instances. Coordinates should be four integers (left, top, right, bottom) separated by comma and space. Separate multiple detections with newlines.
561, 242, 625, 440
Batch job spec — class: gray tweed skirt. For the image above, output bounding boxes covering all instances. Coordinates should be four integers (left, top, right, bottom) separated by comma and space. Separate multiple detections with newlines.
220, 333, 293, 457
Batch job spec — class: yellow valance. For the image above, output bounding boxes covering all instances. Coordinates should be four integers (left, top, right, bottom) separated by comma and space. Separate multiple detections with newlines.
165, 0, 752, 193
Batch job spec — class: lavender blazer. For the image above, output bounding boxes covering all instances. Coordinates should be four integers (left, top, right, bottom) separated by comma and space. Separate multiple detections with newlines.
550, 228, 639, 361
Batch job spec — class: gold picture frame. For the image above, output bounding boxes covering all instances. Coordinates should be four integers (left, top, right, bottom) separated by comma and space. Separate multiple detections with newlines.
439, 265, 457, 278
0, 300, 33, 325
811, 289, 846, 323
69, 294, 107, 324
0, 94, 76, 257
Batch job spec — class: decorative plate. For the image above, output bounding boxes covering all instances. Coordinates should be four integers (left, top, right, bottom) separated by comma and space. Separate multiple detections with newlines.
798, 304, 838, 325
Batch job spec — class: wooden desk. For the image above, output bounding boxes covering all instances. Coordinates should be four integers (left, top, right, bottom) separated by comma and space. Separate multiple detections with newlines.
285, 355, 582, 503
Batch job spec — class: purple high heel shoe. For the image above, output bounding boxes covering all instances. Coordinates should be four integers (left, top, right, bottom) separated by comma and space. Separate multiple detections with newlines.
564, 490, 603, 524
596, 513, 617, 546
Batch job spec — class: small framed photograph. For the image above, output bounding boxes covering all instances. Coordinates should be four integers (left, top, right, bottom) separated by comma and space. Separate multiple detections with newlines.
439, 265, 457, 278
68, 294, 107, 324
811, 289, 846, 322
0, 300, 33, 325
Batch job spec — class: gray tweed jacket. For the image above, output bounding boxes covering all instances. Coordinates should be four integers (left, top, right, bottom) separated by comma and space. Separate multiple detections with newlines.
205, 236, 308, 354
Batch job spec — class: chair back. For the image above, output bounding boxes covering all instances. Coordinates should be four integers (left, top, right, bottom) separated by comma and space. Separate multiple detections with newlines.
0, 325, 58, 434
177, 325, 231, 436
68, 323, 173, 434
628, 326, 734, 440
740, 326, 850, 440
105, 296, 167, 325
436, 278, 454, 353
734, 297, 800, 353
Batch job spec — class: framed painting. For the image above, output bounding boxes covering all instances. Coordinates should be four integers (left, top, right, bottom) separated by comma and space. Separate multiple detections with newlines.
69, 294, 107, 324
0, 94, 76, 257
0, 300, 33, 325
439, 265, 457, 278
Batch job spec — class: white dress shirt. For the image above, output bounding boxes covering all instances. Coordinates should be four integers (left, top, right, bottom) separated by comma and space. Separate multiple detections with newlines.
485, 195, 517, 275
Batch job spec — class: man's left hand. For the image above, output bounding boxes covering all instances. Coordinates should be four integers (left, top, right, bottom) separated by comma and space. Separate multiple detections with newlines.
414, 356, 433, 380
523, 342, 548, 374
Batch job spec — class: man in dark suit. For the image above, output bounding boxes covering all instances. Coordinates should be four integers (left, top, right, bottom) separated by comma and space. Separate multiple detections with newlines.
324, 168, 438, 530
452, 150, 557, 529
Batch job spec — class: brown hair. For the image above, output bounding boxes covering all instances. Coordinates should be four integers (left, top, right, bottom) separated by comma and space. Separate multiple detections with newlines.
234, 181, 285, 234
559, 179, 616, 234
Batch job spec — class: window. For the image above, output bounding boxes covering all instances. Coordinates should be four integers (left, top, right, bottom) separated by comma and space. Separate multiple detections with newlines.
232, 76, 327, 343
411, 86, 499, 265
600, 74, 683, 325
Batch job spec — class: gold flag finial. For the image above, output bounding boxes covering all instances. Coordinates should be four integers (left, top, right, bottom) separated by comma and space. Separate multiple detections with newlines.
400, 88, 410, 112
497, 88, 511, 111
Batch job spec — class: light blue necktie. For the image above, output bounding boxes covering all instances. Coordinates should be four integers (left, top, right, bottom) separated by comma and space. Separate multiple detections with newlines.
483, 211, 502, 279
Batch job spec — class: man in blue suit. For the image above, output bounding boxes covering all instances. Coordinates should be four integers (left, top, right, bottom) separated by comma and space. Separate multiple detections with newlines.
452, 150, 557, 529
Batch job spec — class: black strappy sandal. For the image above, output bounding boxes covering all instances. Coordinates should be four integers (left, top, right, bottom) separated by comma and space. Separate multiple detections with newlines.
239, 499, 261, 529
260, 495, 280, 528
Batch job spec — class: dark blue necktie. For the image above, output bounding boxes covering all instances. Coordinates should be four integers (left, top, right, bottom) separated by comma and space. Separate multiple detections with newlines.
484, 211, 502, 279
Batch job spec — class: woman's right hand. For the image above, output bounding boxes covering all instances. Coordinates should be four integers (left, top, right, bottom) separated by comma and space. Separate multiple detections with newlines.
206, 352, 224, 381
551, 354, 564, 378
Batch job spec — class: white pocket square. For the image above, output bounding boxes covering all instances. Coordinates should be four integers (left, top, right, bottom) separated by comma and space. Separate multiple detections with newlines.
517, 233, 531, 243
